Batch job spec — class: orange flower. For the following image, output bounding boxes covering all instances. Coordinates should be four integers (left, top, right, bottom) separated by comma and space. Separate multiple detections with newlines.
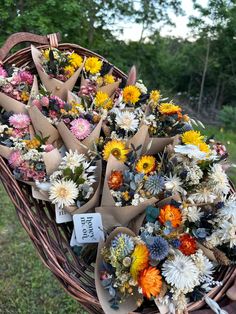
138, 267, 162, 299
159, 204, 182, 228
179, 234, 197, 255
130, 244, 149, 280
108, 170, 123, 190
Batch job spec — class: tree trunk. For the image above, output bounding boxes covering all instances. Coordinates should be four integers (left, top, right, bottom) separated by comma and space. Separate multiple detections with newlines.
198, 38, 210, 113
212, 75, 221, 109
217, 80, 225, 109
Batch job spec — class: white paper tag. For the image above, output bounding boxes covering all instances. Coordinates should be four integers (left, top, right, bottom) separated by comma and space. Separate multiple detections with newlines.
55, 204, 73, 224
70, 229, 83, 247
73, 213, 104, 243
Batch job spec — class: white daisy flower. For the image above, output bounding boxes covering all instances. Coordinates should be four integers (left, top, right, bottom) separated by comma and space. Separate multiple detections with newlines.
135, 80, 147, 94
115, 110, 139, 132
208, 163, 230, 195
60, 150, 86, 172
174, 144, 207, 160
162, 253, 200, 293
215, 220, 236, 248
49, 179, 79, 208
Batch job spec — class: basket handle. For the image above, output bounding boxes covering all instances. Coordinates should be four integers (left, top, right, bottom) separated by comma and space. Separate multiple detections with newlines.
0, 32, 61, 61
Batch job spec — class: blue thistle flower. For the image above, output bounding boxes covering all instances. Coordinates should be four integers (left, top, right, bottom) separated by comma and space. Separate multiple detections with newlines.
148, 236, 169, 261
171, 239, 181, 248
111, 233, 134, 258
144, 174, 164, 195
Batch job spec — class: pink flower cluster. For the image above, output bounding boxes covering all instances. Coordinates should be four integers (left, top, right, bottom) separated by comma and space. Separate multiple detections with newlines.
8, 113, 31, 138
0, 67, 33, 103
8, 151, 46, 182
32, 95, 67, 121
79, 80, 97, 98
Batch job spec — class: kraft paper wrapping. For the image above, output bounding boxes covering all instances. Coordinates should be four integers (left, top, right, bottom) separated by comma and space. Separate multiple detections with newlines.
31, 45, 85, 100
95, 227, 140, 314
145, 134, 174, 154
57, 118, 103, 154
31, 187, 50, 201
127, 125, 149, 155
96, 155, 157, 229
0, 145, 12, 159
28, 105, 60, 145
98, 80, 121, 97
0, 75, 38, 113
64, 159, 102, 215
67, 90, 81, 104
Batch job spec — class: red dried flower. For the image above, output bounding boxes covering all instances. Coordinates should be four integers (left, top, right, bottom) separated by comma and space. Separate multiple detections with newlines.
108, 170, 123, 190
179, 234, 197, 256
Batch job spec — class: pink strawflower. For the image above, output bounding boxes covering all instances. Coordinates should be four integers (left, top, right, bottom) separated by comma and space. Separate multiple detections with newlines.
8, 150, 23, 168
70, 118, 92, 140
49, 110, 58, 119
9, 113, 31, 129
44, 144, 54, 152
50, 95, 65, 108
0, 66, 7, 78
32, 99, 42, 110
12, 89, 21, 100
11, 74, 21, 86
19, 70, 33, 85
41, 96, 49, 107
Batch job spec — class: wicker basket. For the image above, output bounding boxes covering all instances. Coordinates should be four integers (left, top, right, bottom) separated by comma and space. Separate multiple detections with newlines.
0, 32, 235, 314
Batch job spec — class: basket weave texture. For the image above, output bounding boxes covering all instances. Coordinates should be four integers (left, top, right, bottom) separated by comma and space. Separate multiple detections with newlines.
0, 32, 235, 314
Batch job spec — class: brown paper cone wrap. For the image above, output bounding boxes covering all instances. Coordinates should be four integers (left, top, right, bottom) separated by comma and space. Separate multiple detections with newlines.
43, 148, 62, 175
95, 227, 140, 314
145, 135, 175, 154
57, 118, 103, 154
97, 155, 157, 229
65, 159, 102, 214
0, 145, 12, 159
98, 80, 121, 97
67, 90, 81, 104
28, 105, 60, 145
31, 186, 49, 201
31, 45, 85, 100
0, 75, 38, 113
127, 125, 149, 155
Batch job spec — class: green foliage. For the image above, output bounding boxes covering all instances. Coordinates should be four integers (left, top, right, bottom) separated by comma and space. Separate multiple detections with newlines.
219, 105, 236, 131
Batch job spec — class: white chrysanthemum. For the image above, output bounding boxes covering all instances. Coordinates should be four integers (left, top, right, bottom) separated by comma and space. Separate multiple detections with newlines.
189, 186, 217, 204
164, 174, 186, 195
206, 233, 221, 248
0, 124, 8, 133
209, 163, 230, 195
215, 220, 236, 248
115, 110, 139, 132
49, 179, 79, 208
182, 205, 203, 222
218, 198, 236, 220
191, 250, 214, 278
22, 149, 43, 161
162, 253, 200, 293
60, 150, 86, 172
174, 144, 207, 160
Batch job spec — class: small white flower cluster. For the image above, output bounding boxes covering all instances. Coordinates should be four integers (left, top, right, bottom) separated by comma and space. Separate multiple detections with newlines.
22, 149, 43, 162
131, 193, 147, 206
207, 197, 236, 248
185, 163, 203, 186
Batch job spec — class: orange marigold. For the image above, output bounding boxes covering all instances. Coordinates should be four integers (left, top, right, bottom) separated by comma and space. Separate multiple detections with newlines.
108, 170, 123, 190
138, 267, 162, 299
159, 204, 182, 228
179, 234, 197, 256
130, 244, 149, 280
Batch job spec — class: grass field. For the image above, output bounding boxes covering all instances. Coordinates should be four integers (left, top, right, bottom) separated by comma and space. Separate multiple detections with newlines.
0, 126, 235, 314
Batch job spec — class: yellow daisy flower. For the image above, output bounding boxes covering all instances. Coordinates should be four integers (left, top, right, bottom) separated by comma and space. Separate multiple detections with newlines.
64, 65, 75, 78
159, 103, 182, 115
85, 57, 102, 74
136, 155, 156, 174
198, 141, 211, 154
68, 52, 83, 68
150, 90, 161, 103
103, 140, 129, 162
130, 244, 149, 280
94, 91, 113, 110
96, 76, 104, 86
182, 130, 204, 146
104, 74, 115, 85
24, 138, 41, 149
123, 85, 141, 105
